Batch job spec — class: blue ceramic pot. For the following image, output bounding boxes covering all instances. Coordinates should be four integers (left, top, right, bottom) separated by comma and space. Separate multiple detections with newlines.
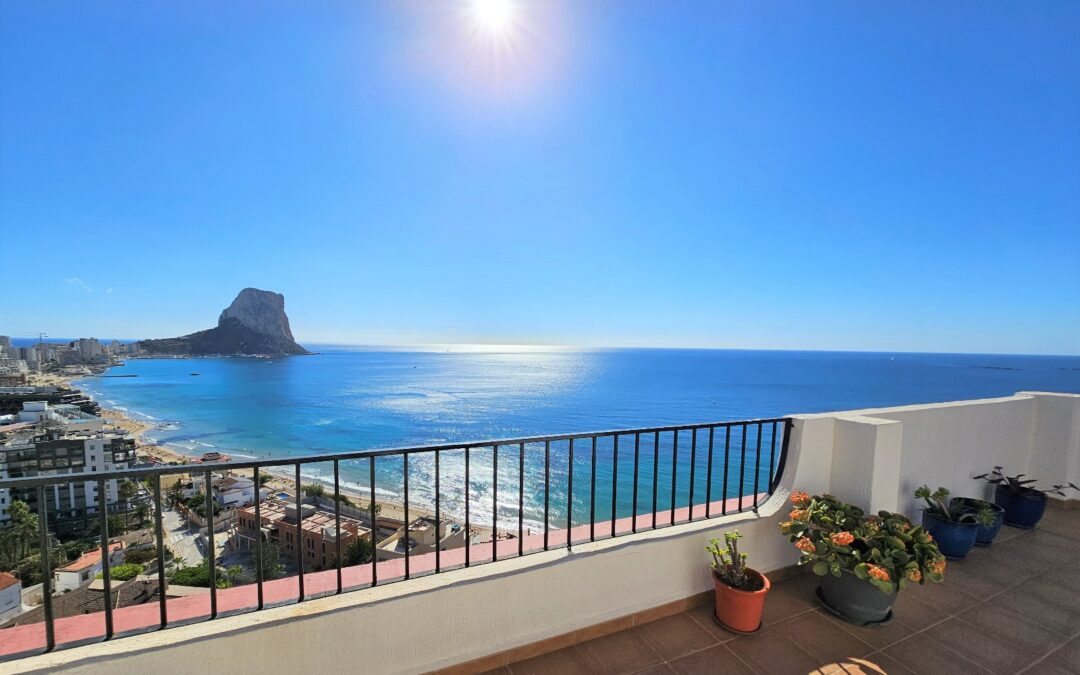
921, 511, 978, 559
994, 484, 1047, 529
950, 497, 1006, 546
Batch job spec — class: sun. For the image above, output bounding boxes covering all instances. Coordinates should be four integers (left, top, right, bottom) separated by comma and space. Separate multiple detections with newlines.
471, 0, 515, 34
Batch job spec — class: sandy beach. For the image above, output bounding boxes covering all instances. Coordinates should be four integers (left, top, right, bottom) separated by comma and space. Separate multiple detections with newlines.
24, 367, 491, 534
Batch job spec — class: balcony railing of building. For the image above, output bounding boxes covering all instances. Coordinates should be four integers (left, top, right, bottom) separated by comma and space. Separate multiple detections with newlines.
0, 416, 791, 662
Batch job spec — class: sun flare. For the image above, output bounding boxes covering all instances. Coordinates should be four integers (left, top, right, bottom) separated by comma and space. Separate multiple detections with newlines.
471, 0, 515, 34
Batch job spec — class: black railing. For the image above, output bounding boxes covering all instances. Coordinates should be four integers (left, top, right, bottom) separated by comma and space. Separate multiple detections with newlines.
0, 417, 791, 661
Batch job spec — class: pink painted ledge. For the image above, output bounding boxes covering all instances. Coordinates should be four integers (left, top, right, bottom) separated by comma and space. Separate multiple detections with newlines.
0, 492, 769, 658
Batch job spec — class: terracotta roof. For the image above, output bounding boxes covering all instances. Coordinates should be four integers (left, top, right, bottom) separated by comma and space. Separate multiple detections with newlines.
0, 572, 18, 591
56, 542, 122, 572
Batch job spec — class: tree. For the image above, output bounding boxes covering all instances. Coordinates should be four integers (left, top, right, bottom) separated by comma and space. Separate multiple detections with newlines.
333, 494, 353, 507
134, 503, 151, 528
118, 479, 139, 503
336, 537, 374, 566
166, 479, 184, 505
257, 474, 273, 487
224, 565, 245, 586
257, 541, 284, 580
0, 501, 39, 569
302, 483, 326, 498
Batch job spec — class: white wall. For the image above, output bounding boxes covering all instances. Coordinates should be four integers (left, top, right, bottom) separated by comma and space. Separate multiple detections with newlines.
10, 391, 1080, 675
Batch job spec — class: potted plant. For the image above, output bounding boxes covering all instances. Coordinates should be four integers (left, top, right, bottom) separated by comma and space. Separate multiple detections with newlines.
915, 485, 995, 559
974, 467, 1079, 529
781, 491, 946, 626
706, 531, 769, 633
950, 496, 1006, 546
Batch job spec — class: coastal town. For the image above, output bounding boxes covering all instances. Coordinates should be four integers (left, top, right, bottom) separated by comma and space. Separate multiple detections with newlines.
0, 334, 496, 632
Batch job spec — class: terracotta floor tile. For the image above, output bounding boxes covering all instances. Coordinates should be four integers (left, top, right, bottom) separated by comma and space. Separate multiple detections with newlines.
848, 653, 917, 674
726, 626, 823, 675
882, 633, 992, 675
929, 617, 1038, 674
992, 588, 1080, 636
635, 613, 718, 661
888, 592, 944, 631
1021, 662, 1075, 675
773, 611, 875, 663
815, 608, 918, 651
684, 602, 739, 642
576, 627, 664, 675
957, 601, 1070, 656
667, 644, 755, 675
1046, 638, 1080, 673
938, 563, 1012, 600
900, 577, 978, 616
762, 587, 815, 626
1015, 578, 1080, 617
773, 571, 823, 606
508, 646, 593, 675
630, 664, 675, 675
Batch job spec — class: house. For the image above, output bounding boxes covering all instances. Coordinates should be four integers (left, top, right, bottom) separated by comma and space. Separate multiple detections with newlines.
2, 578, 162, 628
53, 543, 124, 593
375, 516, 467, 561
236, 500, 368, 570
0, 572, 21, 623
211, 476, 261, 508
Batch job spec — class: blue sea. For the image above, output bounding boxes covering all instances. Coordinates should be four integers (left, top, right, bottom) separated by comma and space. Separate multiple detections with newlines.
73, 346, 1080, 529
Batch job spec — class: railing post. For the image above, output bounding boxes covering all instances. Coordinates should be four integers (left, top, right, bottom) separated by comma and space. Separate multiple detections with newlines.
36, 485, 55, 652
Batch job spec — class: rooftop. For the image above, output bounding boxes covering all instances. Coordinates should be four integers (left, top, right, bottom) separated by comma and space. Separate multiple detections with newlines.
0, 572, 19, 592
475, 506, 1080, 675
56, 543, 122, 573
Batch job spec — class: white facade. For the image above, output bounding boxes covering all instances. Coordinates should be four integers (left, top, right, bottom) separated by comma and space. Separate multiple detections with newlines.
0, 574, 21, 624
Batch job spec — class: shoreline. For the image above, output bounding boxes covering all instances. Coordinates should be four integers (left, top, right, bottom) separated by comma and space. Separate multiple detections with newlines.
23, 366, 513, 537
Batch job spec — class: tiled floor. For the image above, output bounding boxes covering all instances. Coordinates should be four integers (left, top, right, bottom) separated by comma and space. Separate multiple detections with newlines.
485, 508, 1080, 675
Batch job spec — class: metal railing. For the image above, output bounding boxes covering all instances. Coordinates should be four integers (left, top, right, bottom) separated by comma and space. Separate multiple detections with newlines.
0, 416, 791, 660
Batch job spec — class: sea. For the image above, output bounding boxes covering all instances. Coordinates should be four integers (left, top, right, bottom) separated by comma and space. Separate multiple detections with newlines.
63, 346, 1080, 531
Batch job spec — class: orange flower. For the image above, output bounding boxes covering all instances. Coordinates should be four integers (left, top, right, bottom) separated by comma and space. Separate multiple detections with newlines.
867, 564, 890, 582
778, 520, 796, 534
794, 537, 815, 553
905, 568, 922, 582
929, 559, 947, 575
790, 491, 811, 507
898, 522, 911, 532
925, 533, 934, 542
789, 508, 809, 521
830, 531, 854, 546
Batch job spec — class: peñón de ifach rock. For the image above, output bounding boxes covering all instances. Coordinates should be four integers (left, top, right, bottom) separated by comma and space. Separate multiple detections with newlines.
137, 288, 311, 356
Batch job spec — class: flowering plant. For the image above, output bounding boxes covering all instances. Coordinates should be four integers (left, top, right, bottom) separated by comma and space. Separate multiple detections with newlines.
780, 492, 947, 595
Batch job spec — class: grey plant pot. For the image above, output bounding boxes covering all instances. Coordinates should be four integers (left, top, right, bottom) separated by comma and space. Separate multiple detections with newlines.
817, 569, 894, 626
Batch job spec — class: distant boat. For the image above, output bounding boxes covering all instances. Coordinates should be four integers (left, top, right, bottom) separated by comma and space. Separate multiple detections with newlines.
190, 372, 200, 376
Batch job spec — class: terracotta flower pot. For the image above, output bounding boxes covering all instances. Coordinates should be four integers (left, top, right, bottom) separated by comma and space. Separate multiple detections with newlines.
713, 568, 770, 633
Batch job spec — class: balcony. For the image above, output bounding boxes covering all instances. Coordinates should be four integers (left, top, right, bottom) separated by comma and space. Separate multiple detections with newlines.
2, 390, 1078, 674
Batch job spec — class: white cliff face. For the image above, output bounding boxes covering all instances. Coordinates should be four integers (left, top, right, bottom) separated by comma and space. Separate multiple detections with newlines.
218, 288, 296, 342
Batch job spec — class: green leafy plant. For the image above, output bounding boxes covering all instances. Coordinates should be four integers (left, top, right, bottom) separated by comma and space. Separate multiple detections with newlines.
781, 491, 947, 595
974, 467, 1079, 497
915, 485, 995, 526
97, 562, 143, 581
706, 531, 760, 591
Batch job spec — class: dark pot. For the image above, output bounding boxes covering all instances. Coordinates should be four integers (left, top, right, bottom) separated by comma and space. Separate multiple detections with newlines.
818, 569, 893, 626
922, 511, 979, 559
994, 484, 1047, 529
950, 497, 1006, 546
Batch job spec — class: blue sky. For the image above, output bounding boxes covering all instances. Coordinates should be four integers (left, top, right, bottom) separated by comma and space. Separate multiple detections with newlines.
2, 2, 1078, 354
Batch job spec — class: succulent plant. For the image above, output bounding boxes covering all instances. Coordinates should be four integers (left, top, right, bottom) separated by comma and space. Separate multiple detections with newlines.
915, 485, 996, 526
707, 531, 759, 591
974, 467, 1080, 497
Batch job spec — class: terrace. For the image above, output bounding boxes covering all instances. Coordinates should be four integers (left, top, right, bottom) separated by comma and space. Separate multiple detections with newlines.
2, 390, 1078, 674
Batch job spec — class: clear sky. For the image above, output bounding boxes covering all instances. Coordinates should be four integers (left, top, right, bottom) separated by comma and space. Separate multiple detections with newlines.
2, 2, 1078, 354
